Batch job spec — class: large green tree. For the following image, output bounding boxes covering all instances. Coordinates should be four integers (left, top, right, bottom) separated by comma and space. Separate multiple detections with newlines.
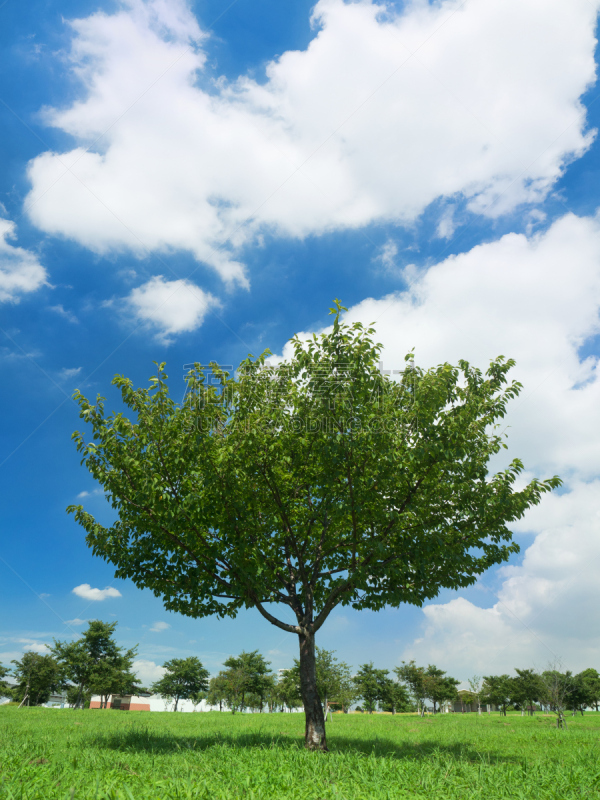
52, 620, 138, 708
11, 652, 63, 706
67, 303, 560, 750
151, 657, 209, 711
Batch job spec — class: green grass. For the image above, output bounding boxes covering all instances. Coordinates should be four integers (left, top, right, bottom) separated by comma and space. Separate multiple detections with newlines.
1, 707, 599, 800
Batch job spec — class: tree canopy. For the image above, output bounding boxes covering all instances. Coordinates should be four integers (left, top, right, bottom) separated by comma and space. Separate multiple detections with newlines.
52, 620, 137, 709
151, 657, 209, 711
11, 652, 63, 706
67, 301, 561, 749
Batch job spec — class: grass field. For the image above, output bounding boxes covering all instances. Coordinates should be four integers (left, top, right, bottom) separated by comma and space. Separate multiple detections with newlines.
0, 706, 599, 800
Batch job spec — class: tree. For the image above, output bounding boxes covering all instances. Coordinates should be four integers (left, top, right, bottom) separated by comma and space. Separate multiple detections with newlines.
468, 676, 482, 714
510, 668, 542, 715
353, 663, 390, 713
261, 674, 279, 713
423, 665, 459, 713
206, 673, 228, 712
538, 667, 572, 729
151, 657, 209, 711
567, 673, 591, 716
0, 663, 11, 699
67, 302, 561, 750
336, 666, 359, 714
276, 669, 302, 712
219, 666, 248, 713
577, 668, 600, 712
221, 651, 274, 713
284, 647, 356, 715
380, 679, 411, 714
52, 620, 138, 709
456, 689, 476, 712
395, 661, 427, 715
481, 674, 513, 716
11, 652, 63, 706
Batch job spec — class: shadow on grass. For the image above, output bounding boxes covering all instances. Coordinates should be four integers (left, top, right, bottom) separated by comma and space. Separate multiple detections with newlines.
89, 727, 519, 764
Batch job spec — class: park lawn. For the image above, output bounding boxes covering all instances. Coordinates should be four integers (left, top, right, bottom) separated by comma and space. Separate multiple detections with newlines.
0, 707, 599, 800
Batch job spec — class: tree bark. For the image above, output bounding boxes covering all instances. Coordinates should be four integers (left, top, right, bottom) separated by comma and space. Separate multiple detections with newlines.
298, 630, 328, 751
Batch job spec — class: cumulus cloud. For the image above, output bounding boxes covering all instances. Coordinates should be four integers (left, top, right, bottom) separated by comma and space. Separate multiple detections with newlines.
278, 211, 600, 676
0, 218, 47, 302
17, 639, 50, 654
26, 0, 599, 281
149, 621, 170, 633
402, 481, 600, 677
123, 275, 220, 340
133, 658, 165, 685
72, 583, 122, 601
333, 212, 600, 481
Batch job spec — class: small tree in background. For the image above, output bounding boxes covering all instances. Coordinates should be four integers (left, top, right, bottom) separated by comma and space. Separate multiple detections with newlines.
468, 675, 482, 714
280, 647, 355, 715
353, 663, 390, 713
481, 674, 513, 716
456, 689, 476, 712
52, 620, 137, 709
68, 302, 561, 749
276, 669, 302, 712
0, 663, 11, 699
423, 665, 459, 713
395, 661, 427, 715
221, 651, 274, 713
577, 668, 600, 712
511, 668, 542, 716
11, 652, 63, 706
380, 679, 411, 714
151, 657, 209, 711
567, 673, 591, 717
539, 667, 572, 729
206, 673, 228, 712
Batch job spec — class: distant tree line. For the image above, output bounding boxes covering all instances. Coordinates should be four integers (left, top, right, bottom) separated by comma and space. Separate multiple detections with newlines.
2, 625, 599, 727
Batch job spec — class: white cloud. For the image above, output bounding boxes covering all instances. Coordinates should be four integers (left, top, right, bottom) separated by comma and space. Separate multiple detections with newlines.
373, 239, 399, 274
133, 658, 165, 685
332, 212, 600, 481
65, 618, 87, 626
149, 621, 170, 633
17, 639, 50, 654
72, 583, 122, 601
76, 488, 102, 499
0, 218, 47, 302
402, 481, 600, 678
49, 304, 78, 323
124, 276, 220, 340
26, 0, 599, 279
57, 366, 82, 381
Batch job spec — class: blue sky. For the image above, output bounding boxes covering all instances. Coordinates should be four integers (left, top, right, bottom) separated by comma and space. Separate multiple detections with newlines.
2, 0, 600, 687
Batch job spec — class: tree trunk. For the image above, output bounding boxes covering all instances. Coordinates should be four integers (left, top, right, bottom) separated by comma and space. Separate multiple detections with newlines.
298, 631, 328, 751
174, 696, 179, 712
